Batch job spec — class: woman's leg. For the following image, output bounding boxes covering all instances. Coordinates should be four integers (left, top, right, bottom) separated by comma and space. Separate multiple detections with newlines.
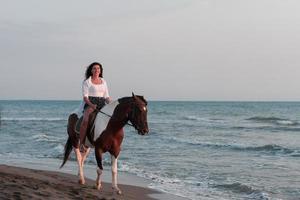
79, 107, 93, 146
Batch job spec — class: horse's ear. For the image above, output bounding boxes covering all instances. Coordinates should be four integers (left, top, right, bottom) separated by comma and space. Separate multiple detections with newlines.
138, 96, 147, 105
132, 92, 139, 102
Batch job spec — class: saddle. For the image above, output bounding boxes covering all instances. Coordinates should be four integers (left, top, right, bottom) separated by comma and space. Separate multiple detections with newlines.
75, 111, 98, 145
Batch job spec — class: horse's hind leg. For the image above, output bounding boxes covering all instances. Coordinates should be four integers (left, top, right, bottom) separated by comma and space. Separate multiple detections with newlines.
111, 155, 122, 194
74, 148, 85, 184
95, 148, 103, 190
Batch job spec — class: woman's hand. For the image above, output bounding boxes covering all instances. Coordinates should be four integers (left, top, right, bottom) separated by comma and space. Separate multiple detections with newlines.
91, 104, 97, 110
84, 97, 97, 110
105, 97, 112, 104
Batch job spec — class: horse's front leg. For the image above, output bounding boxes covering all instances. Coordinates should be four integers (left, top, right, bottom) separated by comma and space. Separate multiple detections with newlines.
81, 147, 90, 168
74, 148, 85, 184
111, 155, 122, 195
95, 148, 103, 190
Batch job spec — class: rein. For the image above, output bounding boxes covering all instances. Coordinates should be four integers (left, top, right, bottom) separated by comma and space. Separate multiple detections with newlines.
96, 109, 134, 127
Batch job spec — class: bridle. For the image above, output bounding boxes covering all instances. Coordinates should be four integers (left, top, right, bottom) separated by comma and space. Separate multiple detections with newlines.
96, 99, 146, 130
87, 97, 147, 138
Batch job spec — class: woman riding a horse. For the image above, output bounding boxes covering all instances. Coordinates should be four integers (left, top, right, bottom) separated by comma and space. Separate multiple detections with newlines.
60, 62, 149, 195
79, 62, 111, 149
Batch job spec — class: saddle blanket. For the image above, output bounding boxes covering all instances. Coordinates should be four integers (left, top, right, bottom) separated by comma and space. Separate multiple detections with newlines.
74, 100, 119, 148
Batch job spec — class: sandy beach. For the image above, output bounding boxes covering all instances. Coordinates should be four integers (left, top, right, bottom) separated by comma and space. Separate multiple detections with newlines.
0, 164, 162, 200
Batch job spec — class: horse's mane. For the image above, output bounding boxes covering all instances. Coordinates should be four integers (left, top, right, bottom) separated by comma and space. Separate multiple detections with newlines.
118, 95, 147, 105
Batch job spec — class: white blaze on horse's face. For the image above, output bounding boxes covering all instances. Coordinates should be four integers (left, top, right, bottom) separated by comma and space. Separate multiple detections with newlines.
137, 105, 148, 134
131, 95, 149, 135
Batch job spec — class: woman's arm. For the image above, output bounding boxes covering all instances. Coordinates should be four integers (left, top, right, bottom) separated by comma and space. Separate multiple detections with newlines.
82, 78, 97, 110
103, 79, 112, 103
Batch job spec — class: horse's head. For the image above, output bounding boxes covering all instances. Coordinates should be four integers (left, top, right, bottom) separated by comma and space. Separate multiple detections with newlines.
128, 93, 149, 135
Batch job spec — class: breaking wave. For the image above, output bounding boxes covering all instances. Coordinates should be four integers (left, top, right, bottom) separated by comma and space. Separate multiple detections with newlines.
173, 138, 298, 156
246, 116, 298, 126
232, 144, 295, 154
214, 182, 270, 199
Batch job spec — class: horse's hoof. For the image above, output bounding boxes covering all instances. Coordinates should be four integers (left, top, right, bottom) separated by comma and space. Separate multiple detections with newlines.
113, 187, 122, 195
78, 179, 85, 185
96, 184, 102, 190
117, 190, 122, 195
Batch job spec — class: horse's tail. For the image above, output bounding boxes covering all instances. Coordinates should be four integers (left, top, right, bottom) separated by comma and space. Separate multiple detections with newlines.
60, 113, 78, 168
60, 136, 73, 168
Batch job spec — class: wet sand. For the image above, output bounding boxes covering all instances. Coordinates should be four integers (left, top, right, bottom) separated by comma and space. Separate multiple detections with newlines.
0, 164, 161, 200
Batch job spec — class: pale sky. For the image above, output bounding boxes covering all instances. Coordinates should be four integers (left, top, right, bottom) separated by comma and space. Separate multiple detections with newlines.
1, 0, 300, 101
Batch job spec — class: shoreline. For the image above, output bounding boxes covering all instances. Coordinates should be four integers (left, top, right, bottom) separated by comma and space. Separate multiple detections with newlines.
0, 158, 189, 200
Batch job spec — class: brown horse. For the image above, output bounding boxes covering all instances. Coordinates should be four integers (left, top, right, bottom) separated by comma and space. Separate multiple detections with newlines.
60, 93, 149, 194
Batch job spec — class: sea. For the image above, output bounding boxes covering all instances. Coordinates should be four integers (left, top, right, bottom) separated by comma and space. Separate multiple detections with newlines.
0, 100, 300, 200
